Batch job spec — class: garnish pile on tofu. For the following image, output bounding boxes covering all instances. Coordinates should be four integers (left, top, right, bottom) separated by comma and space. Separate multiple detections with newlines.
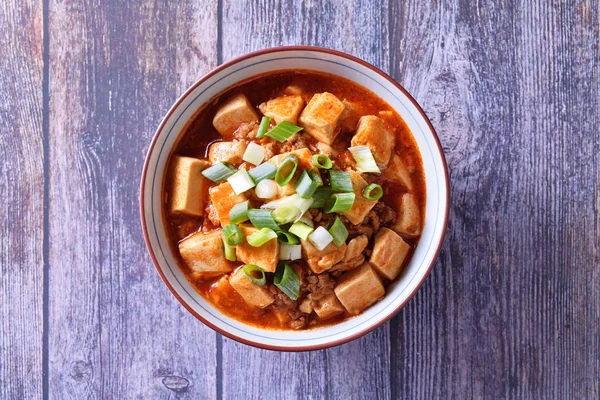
166, 78, 424, 330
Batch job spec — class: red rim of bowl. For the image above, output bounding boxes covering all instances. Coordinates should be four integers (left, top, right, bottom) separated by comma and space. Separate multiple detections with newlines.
139, 45, 450, 352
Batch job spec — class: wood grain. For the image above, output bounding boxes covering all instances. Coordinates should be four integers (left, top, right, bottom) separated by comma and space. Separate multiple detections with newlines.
0, 1, 44, 399
47, 1, 219, 398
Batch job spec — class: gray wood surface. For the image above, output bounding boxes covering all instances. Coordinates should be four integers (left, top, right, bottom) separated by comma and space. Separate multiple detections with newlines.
1, 0, 598, 399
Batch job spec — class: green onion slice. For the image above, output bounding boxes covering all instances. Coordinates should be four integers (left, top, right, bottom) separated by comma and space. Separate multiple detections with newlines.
295, 170, 320, 199
223, 241, 236, 261
310, 187, 331, 209
312, 154, 333, 169
277, 231, 300, 245
261, 194, 314, 222
248, 162, 277, 183
328, 216, 349, 247
201, 162, 237, 183
227, 169, 255, 195
265, 121, 303, 142
308, 169, 323, 186
329, 170, 353, 193
246, 227, 278, 247
363, 183, 383, 200
272, 205, 302, 225
242, 142, 265, 166
288, 221, 314, 240
222, 224, 244, 246
324, 193, 356, 213
348, 145, 381, 173
229, 200, 250, 224
256, 116, 272, 139
242, 264, 267, 286
274, 154, 299, 186
247, 209, 280, 231
274, 262, 301, 300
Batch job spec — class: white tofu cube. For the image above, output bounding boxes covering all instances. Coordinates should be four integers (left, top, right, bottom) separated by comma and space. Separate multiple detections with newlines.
168, 156, 209, 216
208, 182, 248, 226
212, 93, 259, 136
369, 227, 411, 280
259, 95, 305, 125
236, 225, 279, 272
351, 115, 394, 165
229, 267, 274, 308
341, 171, 378, 225
334, 263, 385, 314
301, 240, 346, 274
208, 141, 247, 165
313, 293, 345, 320
340, 99, 361, 132
392, 193, 422, 237
298, 92, 345, 145
178, 230, 232, 278
384, 154, 414, 190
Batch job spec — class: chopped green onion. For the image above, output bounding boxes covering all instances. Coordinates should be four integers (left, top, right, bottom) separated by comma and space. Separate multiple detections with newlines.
227, 169, 255, 195
274, 262, 301, 300
256, 116, 271, 139
289, 221, 314, 240
308, 169, 323, 186
363, 183, 383, 200
261, 195, 314, 222
266, 121, 303, 142
295, 170, 320, 199
255, 179, 278, 199
308, 226, 334, 251
310, 187, 331, 209
242, 142, 265, 165
279, 244, 301, 261
329, 170, 353, 193
324, 193, 355, 213
274, 154, 299, 186
243, 264, 266, 286
328, 216, 348, 247
223, 241, 236, 261
201, 162, 237, 182
277, 231, 300, 245
272, 205, 302, 224
222, 223, 244, 246
246, 227, 278, 247
229, 200, 250, 224
247, 209, 280, 231
349, 146, 381, 173
248, 162, 277, 183
298, 212, 314, 227
312, 154, 333, 169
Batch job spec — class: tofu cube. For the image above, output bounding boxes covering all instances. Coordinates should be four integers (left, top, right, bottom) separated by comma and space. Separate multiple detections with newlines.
369, 227, 411, 280
229, 267, 274, 308
384, 154, 414, 190
334, 263, 385, 314
178, 230, 232, 278
212, 93, 259, 136
236, 226, 279, 272
298, 92, 345, 145
313, 293, 345, 320
340, 99, 361, 132
301, 240, 346, 274
208, 141, 247, 165
168, 156, 209, 216
208, 182, 247, 226
259, 95, 305, 125
331, 234, 369, 272
341, 171, 378, 225
351, 115, 394, 165
392, 193, 422, 237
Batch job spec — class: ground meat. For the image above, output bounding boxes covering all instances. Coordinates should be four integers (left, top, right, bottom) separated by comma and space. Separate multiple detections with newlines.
343, 202, 398, 239
345, 217, 375, 238
335, 150, 356, 171
367, 210, 380, 232
261, 140, 280, 160
305, 273, 336, 301
232, 121, 259, 140
290, 317, 308, 330
279, 133, 313, 153
372, 202, 397, 226
269, 285, 295, 307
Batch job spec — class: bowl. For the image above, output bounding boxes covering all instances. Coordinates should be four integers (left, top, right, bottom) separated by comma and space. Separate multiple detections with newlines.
140, 46, 450, 351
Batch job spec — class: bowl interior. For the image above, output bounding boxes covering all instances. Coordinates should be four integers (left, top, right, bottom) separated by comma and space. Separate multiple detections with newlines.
141, 48, 449, 350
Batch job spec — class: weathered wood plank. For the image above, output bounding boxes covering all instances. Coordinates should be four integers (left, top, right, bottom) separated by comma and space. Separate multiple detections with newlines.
47, 1, 219, 398
220, 2, 392, 399
389, 0, 600, 398
0, 1, 44, 399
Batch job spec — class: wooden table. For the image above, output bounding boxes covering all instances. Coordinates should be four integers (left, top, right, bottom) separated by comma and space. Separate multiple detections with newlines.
1, 1, 598, 398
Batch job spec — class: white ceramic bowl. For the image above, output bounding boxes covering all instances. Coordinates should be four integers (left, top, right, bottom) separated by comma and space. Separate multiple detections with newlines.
140, 46, 449, 351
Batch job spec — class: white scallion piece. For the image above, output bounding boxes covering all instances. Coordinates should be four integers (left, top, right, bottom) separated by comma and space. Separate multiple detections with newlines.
242, 142, 265, 166
279, 244, 302, 260
348, 145, 381, 173
227, 169, 255, 195
255, 179, 278, 199
308, 226, 334, 251
260, 194, 313, 222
